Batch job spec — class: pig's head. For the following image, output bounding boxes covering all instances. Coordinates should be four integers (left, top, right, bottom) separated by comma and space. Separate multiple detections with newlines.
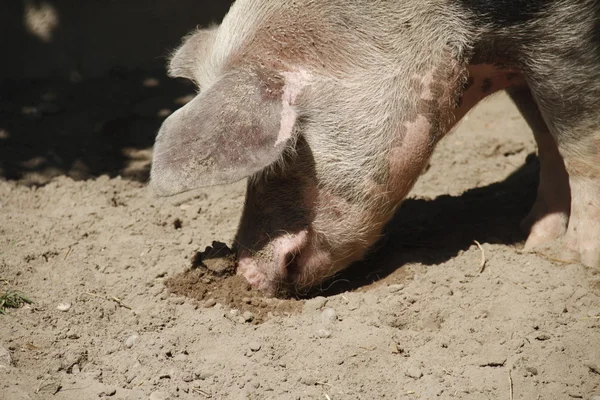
151, 10, 464, 296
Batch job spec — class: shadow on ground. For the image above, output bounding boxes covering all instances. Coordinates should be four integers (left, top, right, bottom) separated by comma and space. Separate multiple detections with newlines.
310, 154, 539, 297
0, 71, 196, 184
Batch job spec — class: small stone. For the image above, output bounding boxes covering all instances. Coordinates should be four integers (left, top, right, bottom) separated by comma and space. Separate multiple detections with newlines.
242, 311, 254, 323
98, 386, 117, 397
204, 298, 217, 308
318, 329, 332, 339
173, 353, 188, 362
249, 342, 262, 352
535, 333, 551, 341
405, 366, 423, 379
57, 303, 72, 312
149, 391, 169, 400
321, 308, 337, 325
388, 284, 405, 293
525, 366, 538, 376
195, 369, 215, 380
300, 376, 317, 386
303, 297, 327, 313
72, 364, 80, 374
0, 347, 12, 367
125, 334, 139, 349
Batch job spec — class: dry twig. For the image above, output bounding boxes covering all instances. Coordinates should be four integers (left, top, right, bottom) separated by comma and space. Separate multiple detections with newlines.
508, 369, 514, 400
474, 240, 487, 273
85, 292, 132, 310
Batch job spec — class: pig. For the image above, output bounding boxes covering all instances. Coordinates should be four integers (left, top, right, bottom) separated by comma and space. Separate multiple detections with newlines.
151, 0, 600, 296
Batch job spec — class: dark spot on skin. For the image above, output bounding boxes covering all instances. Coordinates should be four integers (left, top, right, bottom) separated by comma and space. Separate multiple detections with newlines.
482, 78, 493, 93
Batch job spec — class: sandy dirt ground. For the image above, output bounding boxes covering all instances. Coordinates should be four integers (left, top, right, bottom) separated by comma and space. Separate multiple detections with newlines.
1, 71, 599, 400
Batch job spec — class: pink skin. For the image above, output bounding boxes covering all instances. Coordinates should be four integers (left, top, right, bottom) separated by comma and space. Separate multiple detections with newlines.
237, 230, 334, 295
237, 232, 309, 292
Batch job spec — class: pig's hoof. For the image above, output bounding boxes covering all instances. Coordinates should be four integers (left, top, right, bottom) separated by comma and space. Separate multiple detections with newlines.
563, 234, 600, 268
521, 210, 568, 251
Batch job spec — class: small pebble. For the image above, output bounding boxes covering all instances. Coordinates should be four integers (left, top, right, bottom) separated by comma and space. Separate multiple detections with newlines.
204, 298, 217, 308
405, 366, 423, 379
535, 333, 551, 341
98, 386, 117, 397
249, 342, 262, 352
321, 308, 337, 325
525, 366, 538, 376
149, 391, 169, 400
318, 329, 332, 339
0, 347, 12, 367
57, 303, 72, 312
388, 284, 405, 293
195, 369, 215, 380
300, 376, 317, 386
125, 334, 139, 349
243, 311, 254, 322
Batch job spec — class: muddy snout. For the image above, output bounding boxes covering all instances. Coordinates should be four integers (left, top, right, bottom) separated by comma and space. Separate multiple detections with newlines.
235, 230, 332, 297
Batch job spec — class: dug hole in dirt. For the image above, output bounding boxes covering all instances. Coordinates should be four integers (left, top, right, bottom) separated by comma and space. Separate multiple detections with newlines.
0, 69, 599, 400
165, 241, 302, 324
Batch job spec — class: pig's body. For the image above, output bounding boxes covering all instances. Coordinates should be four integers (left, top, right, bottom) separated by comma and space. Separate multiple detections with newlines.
151, 0, 600, 296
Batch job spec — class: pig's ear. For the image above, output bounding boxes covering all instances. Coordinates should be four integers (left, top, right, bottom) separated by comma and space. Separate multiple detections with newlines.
150, 68, 307, 196
168, 27, 217, 81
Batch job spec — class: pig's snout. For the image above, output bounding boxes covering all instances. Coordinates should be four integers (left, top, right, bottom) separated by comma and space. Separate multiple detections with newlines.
236, 230, 332, 296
